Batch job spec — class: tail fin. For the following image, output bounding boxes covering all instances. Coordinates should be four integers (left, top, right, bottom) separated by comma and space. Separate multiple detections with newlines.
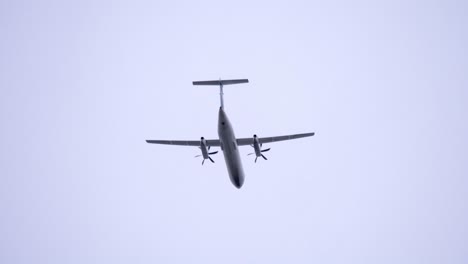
192, 79, 249, 108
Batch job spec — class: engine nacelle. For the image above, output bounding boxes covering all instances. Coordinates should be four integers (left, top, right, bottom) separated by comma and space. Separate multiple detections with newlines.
249, 134, 270, 162
253, 135, 261, 156
196, 137, 218, 165
199, 137, 209, 158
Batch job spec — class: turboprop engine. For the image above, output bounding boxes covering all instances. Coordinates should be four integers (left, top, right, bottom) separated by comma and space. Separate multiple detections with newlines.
195, 137, 218, 165
248, 134, 270, 162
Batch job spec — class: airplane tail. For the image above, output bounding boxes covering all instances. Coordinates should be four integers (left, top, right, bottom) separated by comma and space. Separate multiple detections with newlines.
193, 79, 249, 86
192, 79, 249, 108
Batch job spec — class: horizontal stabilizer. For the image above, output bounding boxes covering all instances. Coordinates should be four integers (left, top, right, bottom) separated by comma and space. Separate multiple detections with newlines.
193, 79, 249, 86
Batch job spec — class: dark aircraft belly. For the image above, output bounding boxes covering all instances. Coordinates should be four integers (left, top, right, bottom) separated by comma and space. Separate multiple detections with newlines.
218, 107, 245, 188
222, 145, 245, 188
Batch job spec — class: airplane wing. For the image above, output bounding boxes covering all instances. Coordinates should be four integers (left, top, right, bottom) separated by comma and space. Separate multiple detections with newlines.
236, 132, 315, 146
146, 132, 314, 147
145, 139, 221, 147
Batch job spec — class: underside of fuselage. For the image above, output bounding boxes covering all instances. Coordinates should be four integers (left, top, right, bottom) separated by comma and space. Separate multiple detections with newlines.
218, 107, 245, 188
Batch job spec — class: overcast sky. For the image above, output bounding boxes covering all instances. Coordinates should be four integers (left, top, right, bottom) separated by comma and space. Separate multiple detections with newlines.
1, 0, 467, 263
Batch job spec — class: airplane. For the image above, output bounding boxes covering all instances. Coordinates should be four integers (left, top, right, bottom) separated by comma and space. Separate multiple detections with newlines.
146, 79, 315, 189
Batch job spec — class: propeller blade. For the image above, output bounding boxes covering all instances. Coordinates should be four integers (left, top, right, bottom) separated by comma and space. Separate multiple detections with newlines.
209, 151, 218, 155
195, 155, 202, 158
247, 153, 255, 156
202, 159, 205, 165
208, 146, 211, 150
208, 157, 215, 163
255, 157, 258, 163
261, 148, 271, 152
261, 154, 268, 160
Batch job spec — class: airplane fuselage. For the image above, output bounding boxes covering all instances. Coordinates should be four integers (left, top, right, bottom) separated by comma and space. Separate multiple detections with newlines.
218, 107, 245, 188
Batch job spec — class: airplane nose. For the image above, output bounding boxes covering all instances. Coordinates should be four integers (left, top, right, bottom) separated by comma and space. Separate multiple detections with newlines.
233, 181, 243, 189
232, 176, 244, 189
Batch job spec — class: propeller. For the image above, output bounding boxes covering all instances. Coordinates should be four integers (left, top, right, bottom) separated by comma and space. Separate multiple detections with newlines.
248, 147, 271, 163
195, 147, 218, 165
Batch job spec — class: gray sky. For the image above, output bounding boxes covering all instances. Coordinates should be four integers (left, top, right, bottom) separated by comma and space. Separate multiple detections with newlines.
1, 0, 467, 263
